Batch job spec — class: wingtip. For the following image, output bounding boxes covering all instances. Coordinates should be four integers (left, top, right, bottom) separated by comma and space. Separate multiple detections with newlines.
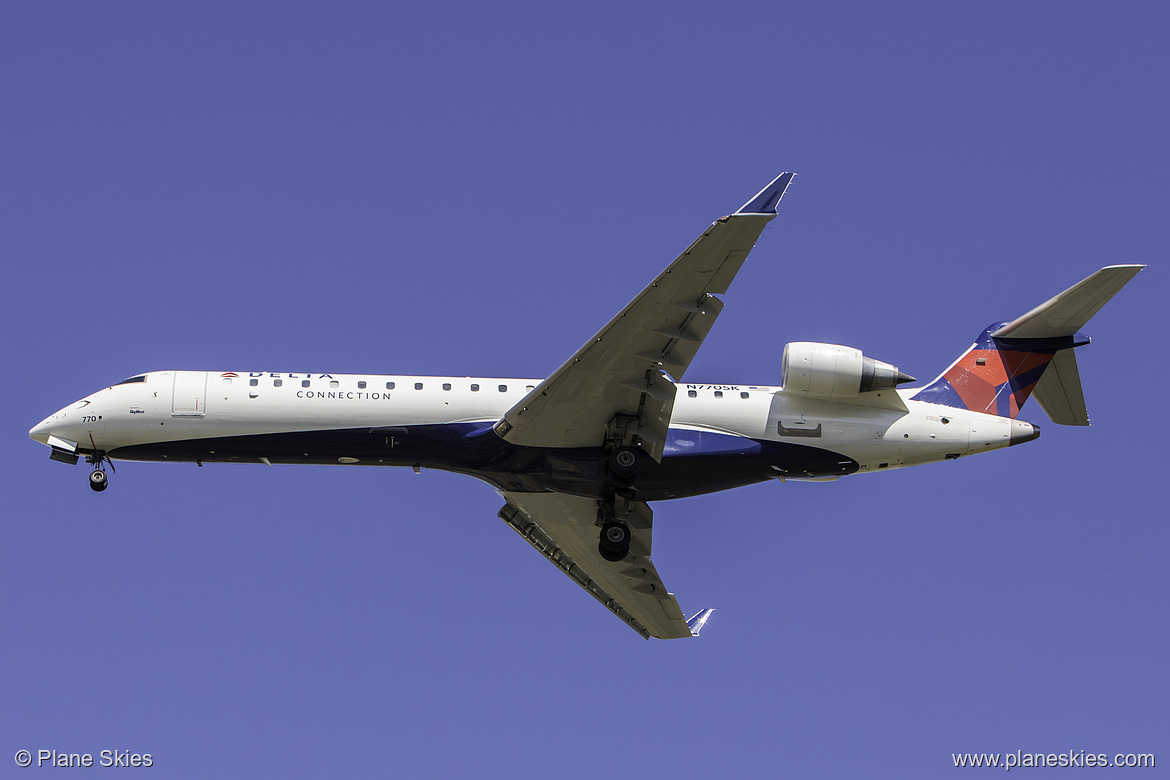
734, 172, 796, 215
686, 608, 716, 636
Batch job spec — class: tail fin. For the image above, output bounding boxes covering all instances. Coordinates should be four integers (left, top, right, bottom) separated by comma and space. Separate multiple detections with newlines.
911, 265, 1144, 425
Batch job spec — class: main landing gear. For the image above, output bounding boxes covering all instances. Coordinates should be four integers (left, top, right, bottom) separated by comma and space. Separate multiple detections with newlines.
598, 521, 631, 562
597, 443, 645, 560
607, 445, 642, 484
596, 487, 641, 563
85, 453, 112, 492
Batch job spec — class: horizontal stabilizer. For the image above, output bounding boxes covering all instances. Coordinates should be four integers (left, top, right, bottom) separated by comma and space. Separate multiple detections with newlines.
992, 265, 1144, 339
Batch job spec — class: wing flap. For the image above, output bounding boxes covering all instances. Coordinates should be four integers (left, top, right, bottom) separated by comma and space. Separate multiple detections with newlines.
499, 491, 693, 640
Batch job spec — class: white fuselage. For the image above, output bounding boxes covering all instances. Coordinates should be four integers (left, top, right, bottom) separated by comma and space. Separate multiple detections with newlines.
30, 370, 1038, 499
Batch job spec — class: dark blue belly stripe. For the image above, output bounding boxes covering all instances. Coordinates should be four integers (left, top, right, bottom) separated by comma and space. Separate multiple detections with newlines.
110, 423, 858, 500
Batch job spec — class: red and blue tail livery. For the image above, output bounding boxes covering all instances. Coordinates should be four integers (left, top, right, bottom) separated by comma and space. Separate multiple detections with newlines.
911, 325, 1086, 419
913, 265, 1142, 425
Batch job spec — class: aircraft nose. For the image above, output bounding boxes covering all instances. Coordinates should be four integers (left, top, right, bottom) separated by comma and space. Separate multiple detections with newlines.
29, 420, 51, 444
29, 405, 75, 446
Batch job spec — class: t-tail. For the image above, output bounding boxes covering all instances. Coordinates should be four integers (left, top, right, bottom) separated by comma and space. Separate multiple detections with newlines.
912, 265, 1144, 425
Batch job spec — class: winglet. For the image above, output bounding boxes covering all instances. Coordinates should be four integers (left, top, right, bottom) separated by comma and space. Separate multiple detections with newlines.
735, 172, 796, 215
686, 608, 715, 637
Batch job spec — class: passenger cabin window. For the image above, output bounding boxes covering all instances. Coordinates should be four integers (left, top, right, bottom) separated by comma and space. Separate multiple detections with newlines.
714, 391, 723, 398
687, 390, 697, 398
498, 385, 507, 393
249, 379, 259, 387
442, 383, 452, 391
273, 379, 282, 387
329, 380, 339, 389
386, 382, 395, 390
414, 383, 423, 390
358, 381, 366, 389
115, 375, 147, 385
740, 391, 749, 399
471, 384, 480, 392
302, 380, 310, 388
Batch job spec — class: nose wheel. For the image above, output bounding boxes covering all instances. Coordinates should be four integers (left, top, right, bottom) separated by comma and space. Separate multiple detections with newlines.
85, 452, 113, 492
89, 469, 108, 492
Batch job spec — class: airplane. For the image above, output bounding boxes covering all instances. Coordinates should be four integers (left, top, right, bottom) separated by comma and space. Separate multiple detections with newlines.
28, 173, 1144, 640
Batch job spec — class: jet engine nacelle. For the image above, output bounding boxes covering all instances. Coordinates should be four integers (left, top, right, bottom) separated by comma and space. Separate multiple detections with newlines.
781, 342, 914, 398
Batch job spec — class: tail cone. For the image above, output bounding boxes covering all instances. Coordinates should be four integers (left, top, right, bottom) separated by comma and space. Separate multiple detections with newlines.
1009, 422, 1041, 446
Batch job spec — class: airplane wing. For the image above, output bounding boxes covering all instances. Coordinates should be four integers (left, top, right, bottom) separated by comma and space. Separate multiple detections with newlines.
494, 173, 795, 461
498, 490, 693, 640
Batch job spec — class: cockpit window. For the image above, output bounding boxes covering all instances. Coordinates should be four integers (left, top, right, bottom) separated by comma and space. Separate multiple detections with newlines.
115, 375, 147, 385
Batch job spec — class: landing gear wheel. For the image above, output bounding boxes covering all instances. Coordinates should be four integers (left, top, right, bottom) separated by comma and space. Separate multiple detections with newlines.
607, 446, 642, 481
598, 521, 631, 562
89, 469, 108, 492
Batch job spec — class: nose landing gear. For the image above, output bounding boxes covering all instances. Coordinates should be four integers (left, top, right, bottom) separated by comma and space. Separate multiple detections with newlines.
89, 469, 108, 492
85, 452, 113, 492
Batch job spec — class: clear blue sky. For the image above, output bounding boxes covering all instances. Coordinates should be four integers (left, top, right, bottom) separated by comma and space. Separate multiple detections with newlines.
3, 3, 1166, 777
